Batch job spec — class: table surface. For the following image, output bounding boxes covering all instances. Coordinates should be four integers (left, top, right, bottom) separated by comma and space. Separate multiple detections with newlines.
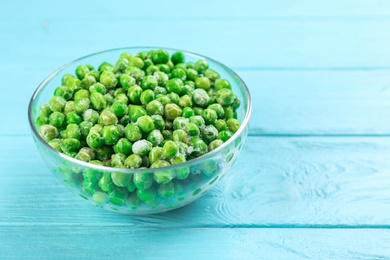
1, 1, 390, 259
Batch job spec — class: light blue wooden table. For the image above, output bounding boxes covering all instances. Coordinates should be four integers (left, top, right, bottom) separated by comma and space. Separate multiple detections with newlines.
1, 1, 390, 259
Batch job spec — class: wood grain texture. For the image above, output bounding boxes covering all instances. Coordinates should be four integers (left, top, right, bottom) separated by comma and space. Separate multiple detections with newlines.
1, 136, 389, 227
1, 227, 389, 259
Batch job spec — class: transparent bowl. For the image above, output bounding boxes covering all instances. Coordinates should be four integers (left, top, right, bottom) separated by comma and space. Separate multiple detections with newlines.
28, 47, 252, 215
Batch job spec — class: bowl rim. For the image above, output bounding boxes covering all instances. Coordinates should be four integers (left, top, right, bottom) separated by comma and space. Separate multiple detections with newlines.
28, 46, 252, 174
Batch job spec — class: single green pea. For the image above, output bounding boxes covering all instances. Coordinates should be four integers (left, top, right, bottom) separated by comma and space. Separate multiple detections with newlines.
54, 86, 73, 100
76, 147, 95, 162
226, 118, 240, 133
95, 145, 114, 160
64, 101, 74, 115
129, 105, 147, 122
184, 123, 200, 137
194, 60, 209, 73
137, 115, 155, 133
203, 69, 220, 82
189, 115, 205, 128
86, 132, 103, 149
102, 158, 112, 167
164, 103, 183, 120
173, 129, 188, 143
87, 70, 101, 82
140, 89, 155, 105
109, 187, 128, 205
208, 139, 224, 151
155, 95, 171, 106
115, 57, 129, 72
216, 88, 234, 106
201, 125, 219, 144
171, 155, 189, 179
103, 93, 114, 106
173, 117, 189, 130
90, 92, 107, 111
39, 124, 59, 142
151, 160, 174, 183
66, 112, 82, 125
74, 89, 90, 101
113, 138, 133, 156
111, 170, 131, 189
63, 124, 81, 139
161, 129, 173, 141
180, 107, 194, 119
186, 62, 195, 69
147, 129, 164, 147
171, 51, 185, 65
188, 138, 208, 157
167, 60, 174, 71
126, 177, 136, 192
171, 68, 187, 81
174, 63, 187, 70
141, 75, 158, 90
99, 109, 118, 126
133, 172, 154, 190
231, 96, 241, 111
154, 71, 169, 86
201, 108, 218, 125
166, 78, 183, 95
125, 154, 142, 169
162, 140, 179, 159
89, 83, 106, 95
125, 124, 142, 142
99, 172, 114, 192
167, 93, 180, 105
145, 65, 159, 76
65, 77, 82, 93
49, 112, 65, 128
149, 146, 163, 164
62, 74, 74, 86
151, 115, 165, 131
74, 98, 90, 114
89, 124, 103, 134
48, 138, 62, 151
137, 185, 156, 202
111, 101, 128, 117
75, 65, 90, 80
208, 88, 217, 98
39, 104, 51, 118
125, 66, 145, 81
132, 139, 152, 157
180, 84, 194, 97
49, 96, 66, 112
158, 181, 175, 198
192, 89, 210, 107
79, 121, 93, 139
82, 109, 99, 124
114, 92, 128, 104
128, 57, 144, 69
214, 119, 227, 132
152, 49, 170, 64
185, 69, 198, 82
81, 75, 96, 89
61, 138, 80, 153
143, 58, 154, 70
218, 130, 233, 142
127, 85, 143, 105
90, 160, 104, 166
111, 153, 127, 167
101, 125, 120, 145
195, 77, 211, 90
119, 115, 130, 126
178, 95, 192, 108
176, 141, 189, 156
215, 79, 231, 90
125, 192, 141, 209
208, 103, 224, 118
36, 116, 49, 128
141, 154, 150, 168
119, 74, 136, 90
157, 64, 170, 74
63, 151, 77, 158
83, 179, 99, 195
223, 106, 234, 119
100, 70, 118, 89
120, 52, 132, 61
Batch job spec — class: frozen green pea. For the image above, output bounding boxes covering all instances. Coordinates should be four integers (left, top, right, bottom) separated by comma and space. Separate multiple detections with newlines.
100, 70, 118, 89
83, 179, 98, 195
90, 160, 104, 166
201, 125, 218, 144
149, 146, 162, 164
147, 129, 164, 147
48, 138, 62, 151
74, 89, 90, 101
223, 106, 234, 119
75, 65, 90, 80
146, 100, 164, 116
188, 138, 208, 157
151, 115, 165, 131
186, 68, 199, 81
201, 108, 217, 125
173, 129, 188, 143
111, 171, 132, 187
133, 172, 154, 190
109, 187, 128, 204
103, 93, 114, 106
208, 103, 224, 118
93, 192, 109, 204
119, 115, 130, 126
137, 185, 156, 202
216, 88, 234, 106
137, 115, 155, 133
145, 65, 159, 75
120, 52, 132, 61
192, 89, 209, 107
39, 104, 51, 118
99, 109, 118, 126
164, 103, 183, 120
115, 57, 129, 72
99, 172, 114, 192
39, 125, 58, 142
64, 101, 74, 115
162, 141, 179, 159
120, 74, 136, 90
128, 56, 144, 69
129, 105, 147, 122
125, 154, 142, 169
89, 124, 103, 134
140, 89, 155, 105
99, 62, 113, 72
154, 86, 168, 97
61, 138, 80, 153
194, 60, 209, 73
111, 101, 128, 117
215, 79, 231, 90
79, 121, 93, 139
49, 112, 65, 128
94, 145, 113, 160
154, 71, 169, 86
218, 130, 233, 142
65, 77, 82, 92
49, 96, 66, 112
36, 116, 49, 128
231, 96, 241, 111
141, 75, 158, 90
151, 160, 174, 183
158, 181, 175, 198
102, 125, 120, 145
90, 92, 107, 111
82, 109, 99, 124
87, 70, 101, 82
125, 124, 142, 142
54, 86, 73, 100
171, 51, 185, 65
132, 140, 152, 157
127, 85, 143, 105
226, 118, 240, 133
143, 59, 154, 69
126, 178, 136, 193
178, 95, 192, 108
152, 49, 170, 64
61, 74, 74, 86
62, 124, 81, 139
81, 75, 96, 89
75, 147, 95, 162
171, 68, 186, 81
167, 93, 179, 105
214, 119, 227, 131
208, 139, 224, 151
157, 64, 170, 74
184, 123, 200, 137
193, 107, 203, 116
182, 107, 194, 118
173, 117, 189, 130
166, 78, 183, 95
74, 98, 90, 114
195, 77, 211, 90
113, 138, 133, 156
114, 92, 128, 104
125, 192, 141, 209
162, 130, 173, 141
203, 69, 220, 82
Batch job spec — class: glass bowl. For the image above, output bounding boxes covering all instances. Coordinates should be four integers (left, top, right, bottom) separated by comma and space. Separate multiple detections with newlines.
28, 47, 252, 215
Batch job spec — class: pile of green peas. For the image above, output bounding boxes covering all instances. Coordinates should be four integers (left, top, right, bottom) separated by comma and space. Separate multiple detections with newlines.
37, 49, 241, 205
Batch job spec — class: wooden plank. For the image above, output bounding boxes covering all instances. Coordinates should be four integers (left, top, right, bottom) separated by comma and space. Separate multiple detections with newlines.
1, 226, 389, 259
1, 136, 389, 227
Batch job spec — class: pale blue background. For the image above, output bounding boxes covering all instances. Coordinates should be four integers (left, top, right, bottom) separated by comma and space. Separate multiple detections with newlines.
1, 1, 390, 259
